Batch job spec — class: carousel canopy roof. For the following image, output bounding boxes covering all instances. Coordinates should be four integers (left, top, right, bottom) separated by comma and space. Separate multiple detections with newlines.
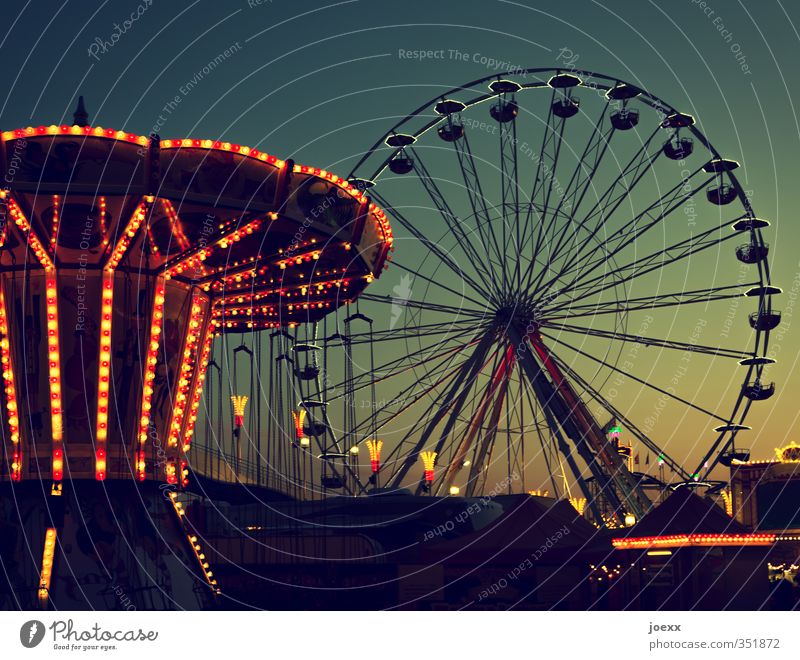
0, 123, 393, 330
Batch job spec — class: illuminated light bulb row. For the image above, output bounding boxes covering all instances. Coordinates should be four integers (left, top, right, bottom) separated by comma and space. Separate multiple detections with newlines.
209, 267, 349, 295
200, 257, 261, 279
2, 124, 148, 146
293, 164, 366, 203
166, 251, 210, 278
106, 202, 148, 270
213, 301, 334, 319
166, 297, 205, 452
187, 531, 220, 594
569, 497, 587, 515
292, 409, 306, 440
215, 277, 350, 303
45, 270, 64, 480
136, 280, 166, 481
161, 137, 284, 169
50, 195, 59, 249
217, 300, 277, 313
277, 237, 318, 256
419, 451, 437, 482
161, 199, 190, 251
94, 271, 115, 480
0, 289, 21, 481
286, 302, 332, 312
181, 322, 215, 453
210, 290, 342, 316
7, 198, 54, 268
366, 439, 383, 474
165, 219, 260, 279
180, 460, 189, 488
720, 489, 733, 517
369, 203, 394, 243
215, 219, 259, 250
277, 250, 321, 270
611, 532, 777, 549
165, 461, 177, 485
231, 395, 248, 427
220, 320, 283, 330
98, 196, 108, 243
145, 223, 160, 256
38, 527, 57, 604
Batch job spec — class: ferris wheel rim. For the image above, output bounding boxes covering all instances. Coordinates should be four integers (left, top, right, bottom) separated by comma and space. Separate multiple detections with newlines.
338, 66, 776, 498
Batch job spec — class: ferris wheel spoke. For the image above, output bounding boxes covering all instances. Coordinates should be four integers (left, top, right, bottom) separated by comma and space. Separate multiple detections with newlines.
546, 348, 691, 481
380, 348, 501, 484
348, 342, 481, 444
463, 367, 511, 497
358, 292, 487, 318
406, 148, 505, 297
546, 170, 714, 295
540, 331, 730, 423
553, 217, 742, 302
521, 378, 568, 499
437, 344, 509, 495
535, 115, 616, 278
323, 332, 482, 401
541, 322, 750, 359
369, 191, 495, 300
445, 133, 509, 289
525, 86, 558, 217
387, 259, 490, 310
544, 282, 756, 318
499, 106, 521, 293
522, 126, 663, 295
522, 103, 614, 288
533, 165, 708, 304
570, 126, 663, 236
384, 331, 498, 489
345, 318, 482, 344
521, 90, 563, 282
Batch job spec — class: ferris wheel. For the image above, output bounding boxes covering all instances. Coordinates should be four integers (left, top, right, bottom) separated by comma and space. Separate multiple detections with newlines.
308, 68, 780, 524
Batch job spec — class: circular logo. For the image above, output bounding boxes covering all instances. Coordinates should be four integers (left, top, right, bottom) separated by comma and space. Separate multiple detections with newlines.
20, 620, 45, 648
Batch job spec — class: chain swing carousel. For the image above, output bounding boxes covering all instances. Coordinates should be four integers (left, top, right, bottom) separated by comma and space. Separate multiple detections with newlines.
0, 100, 392, 609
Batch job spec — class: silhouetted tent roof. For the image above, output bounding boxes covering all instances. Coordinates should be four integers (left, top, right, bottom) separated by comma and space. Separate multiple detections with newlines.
617, 487, 749, 540
418, 494, 610, 565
